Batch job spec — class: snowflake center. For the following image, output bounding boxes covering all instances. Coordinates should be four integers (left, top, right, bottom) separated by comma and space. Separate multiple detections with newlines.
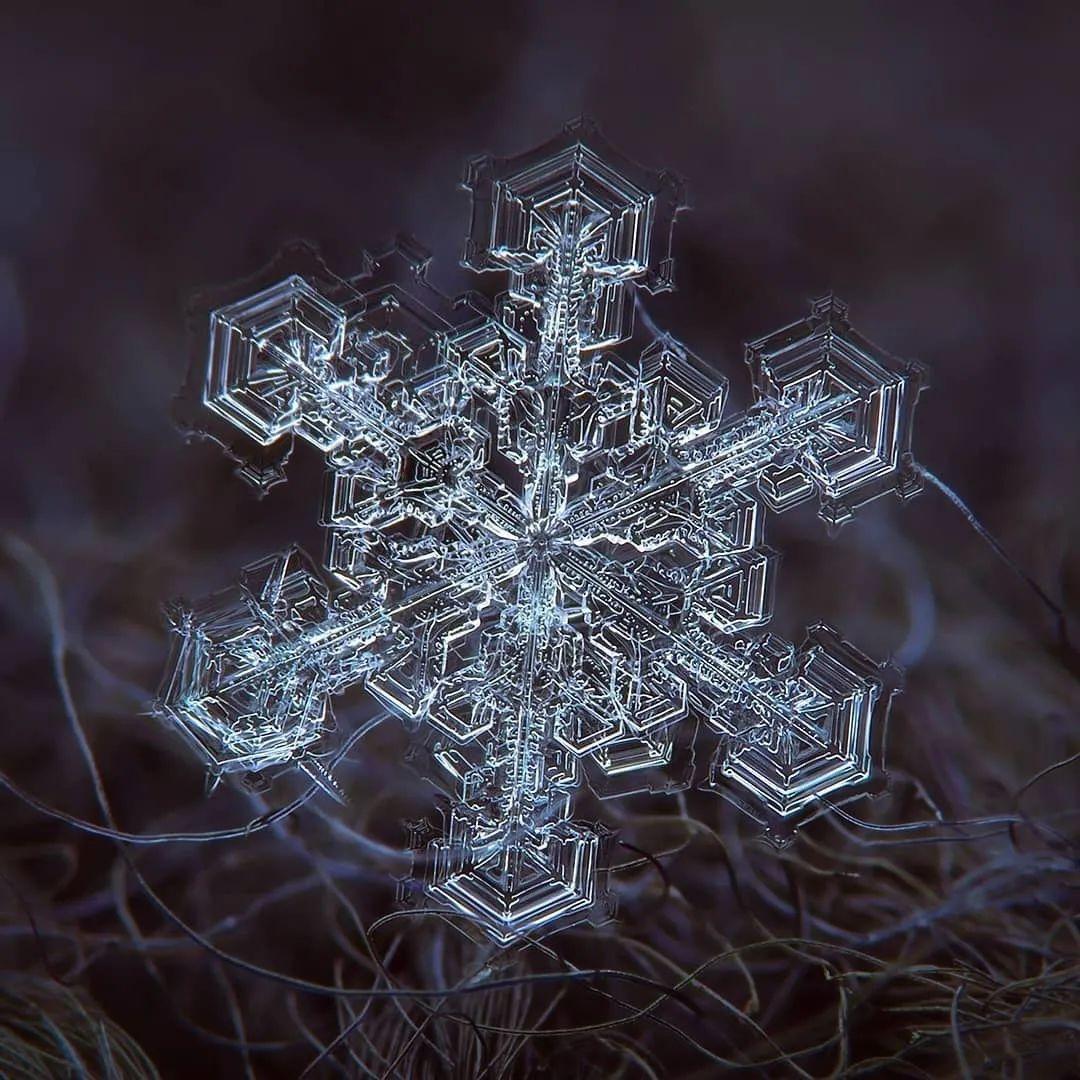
520, 521, 565, 556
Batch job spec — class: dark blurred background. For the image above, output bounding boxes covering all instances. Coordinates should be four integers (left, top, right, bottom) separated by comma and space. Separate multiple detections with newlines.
1, 2, 1078, 1077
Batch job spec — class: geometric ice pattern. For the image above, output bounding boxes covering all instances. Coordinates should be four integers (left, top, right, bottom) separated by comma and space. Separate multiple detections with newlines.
156, 120, 928, 944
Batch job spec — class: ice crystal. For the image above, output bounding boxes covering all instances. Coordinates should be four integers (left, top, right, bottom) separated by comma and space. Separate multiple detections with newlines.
157, 120, 928, 944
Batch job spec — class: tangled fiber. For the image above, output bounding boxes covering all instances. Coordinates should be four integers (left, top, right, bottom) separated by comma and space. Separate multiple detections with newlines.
0, 976, 158, 1079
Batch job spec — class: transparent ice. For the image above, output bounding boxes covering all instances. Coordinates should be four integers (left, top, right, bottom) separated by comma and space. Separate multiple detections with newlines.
156, 120, 927, 944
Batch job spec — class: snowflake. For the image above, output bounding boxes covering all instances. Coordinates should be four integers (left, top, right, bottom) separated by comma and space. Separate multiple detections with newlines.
156, 120, 927, 944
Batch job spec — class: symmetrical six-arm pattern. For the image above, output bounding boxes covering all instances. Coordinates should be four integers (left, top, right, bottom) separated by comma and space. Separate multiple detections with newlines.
157, 122, 927, 944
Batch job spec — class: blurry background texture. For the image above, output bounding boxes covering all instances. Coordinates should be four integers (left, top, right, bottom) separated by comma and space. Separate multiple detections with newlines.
1, 1, 1078, 1076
